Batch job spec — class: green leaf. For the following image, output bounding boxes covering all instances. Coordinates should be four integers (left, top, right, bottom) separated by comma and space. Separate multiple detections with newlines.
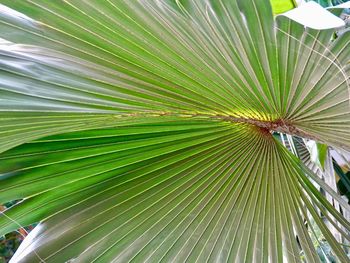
334, 160, 350, 194
306, 0, 350, 7
317, 143, 328, 170
270, 0, 296, 14
0, 0, 349, 262
2, 123, 349, 262
306, 141, 328, 170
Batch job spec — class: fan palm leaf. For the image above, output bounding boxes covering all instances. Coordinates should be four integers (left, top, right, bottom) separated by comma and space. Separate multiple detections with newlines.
0, 0, 350, 262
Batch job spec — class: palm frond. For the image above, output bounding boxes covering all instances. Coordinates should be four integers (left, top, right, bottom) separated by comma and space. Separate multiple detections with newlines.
0, 0, 350, 262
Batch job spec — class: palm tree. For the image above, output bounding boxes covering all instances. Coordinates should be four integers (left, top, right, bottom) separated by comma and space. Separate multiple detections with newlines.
0, 0, 350, 262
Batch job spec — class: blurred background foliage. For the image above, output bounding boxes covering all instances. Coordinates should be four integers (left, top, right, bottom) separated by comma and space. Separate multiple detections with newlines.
0, 201, 35, 262
309, 0, 350, 7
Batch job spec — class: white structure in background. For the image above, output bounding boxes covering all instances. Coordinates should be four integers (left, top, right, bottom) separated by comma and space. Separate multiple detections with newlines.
281, 1, 349, 29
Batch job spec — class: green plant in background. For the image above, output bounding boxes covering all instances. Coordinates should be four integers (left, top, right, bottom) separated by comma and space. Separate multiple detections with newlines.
0, 201, 34, 263
308, 0, 350, 7
270, 0, 297, 14
0, 0, 350, 262
1, 232, 23, 263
